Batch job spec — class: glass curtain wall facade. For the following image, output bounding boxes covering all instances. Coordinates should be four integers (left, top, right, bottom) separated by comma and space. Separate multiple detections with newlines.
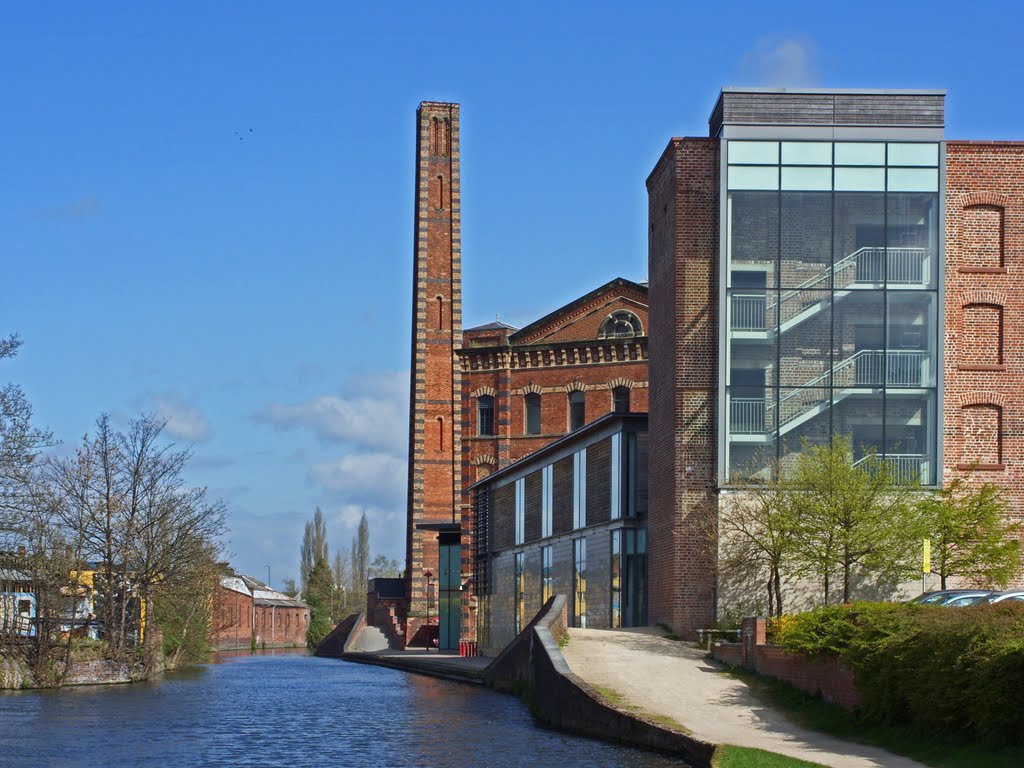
724, 140, 941, 484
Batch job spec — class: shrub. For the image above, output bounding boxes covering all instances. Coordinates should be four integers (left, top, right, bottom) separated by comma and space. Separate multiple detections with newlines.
777, 601, 1024, 745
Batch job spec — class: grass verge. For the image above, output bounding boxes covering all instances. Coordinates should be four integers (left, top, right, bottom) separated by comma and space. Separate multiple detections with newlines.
713, 745, 826, 768
590, 684, 690, 734
726, 668, 1024, 768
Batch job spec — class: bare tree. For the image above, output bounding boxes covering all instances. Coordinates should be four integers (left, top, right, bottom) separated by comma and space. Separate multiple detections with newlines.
715, 459, 798, 618
46, 414, 226, 662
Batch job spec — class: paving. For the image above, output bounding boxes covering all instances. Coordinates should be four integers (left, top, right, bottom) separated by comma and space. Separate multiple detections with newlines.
343, 644, 490, 684
560, 627, 928, 768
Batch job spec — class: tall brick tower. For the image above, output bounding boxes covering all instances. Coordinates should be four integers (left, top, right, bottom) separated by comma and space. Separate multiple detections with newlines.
404, 102, 463, 643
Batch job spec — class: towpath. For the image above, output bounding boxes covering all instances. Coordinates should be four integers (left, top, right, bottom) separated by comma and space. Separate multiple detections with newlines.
561, 627, 927, 768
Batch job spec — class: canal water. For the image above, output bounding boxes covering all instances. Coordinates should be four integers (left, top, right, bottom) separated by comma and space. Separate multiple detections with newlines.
0, 651, 687, 767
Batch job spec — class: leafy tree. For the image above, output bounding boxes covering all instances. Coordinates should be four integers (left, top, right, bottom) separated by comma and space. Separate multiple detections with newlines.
280, 577, 297, 596
300, 506, 328, 595
919, 478, 1021, 589
715, 457, 798, 618
788, 436, 925, 604
355, 512, 370, 593
304, 556, 334, 648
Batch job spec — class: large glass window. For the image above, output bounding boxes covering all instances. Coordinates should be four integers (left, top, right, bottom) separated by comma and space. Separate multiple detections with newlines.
514, 552, 525, 634
573, 450, 587, 529
541, 465, 553, 538
724, 141, 940, 485
514, 478, 525, 545
573, 538, 587, 628
541, 545, 553, 605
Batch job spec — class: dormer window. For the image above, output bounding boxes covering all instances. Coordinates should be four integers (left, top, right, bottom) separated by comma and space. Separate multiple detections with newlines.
599, 311, 642, 338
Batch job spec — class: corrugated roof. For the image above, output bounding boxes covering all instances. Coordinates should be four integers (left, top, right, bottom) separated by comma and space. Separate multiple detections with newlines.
219, 576, 252, 597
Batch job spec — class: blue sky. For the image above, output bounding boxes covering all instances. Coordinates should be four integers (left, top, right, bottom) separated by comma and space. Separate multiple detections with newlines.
2, 1, 1022, 588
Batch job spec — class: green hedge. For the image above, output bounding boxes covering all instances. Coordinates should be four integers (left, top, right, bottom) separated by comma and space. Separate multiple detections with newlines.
777, 602, 1024, 745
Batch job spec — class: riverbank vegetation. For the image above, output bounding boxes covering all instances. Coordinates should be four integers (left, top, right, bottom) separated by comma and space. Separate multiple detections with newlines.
774, 601, 1024, 748
1, 334, 226, 687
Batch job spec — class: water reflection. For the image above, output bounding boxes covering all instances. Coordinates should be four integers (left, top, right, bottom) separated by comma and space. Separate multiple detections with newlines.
0, 652, 686, 767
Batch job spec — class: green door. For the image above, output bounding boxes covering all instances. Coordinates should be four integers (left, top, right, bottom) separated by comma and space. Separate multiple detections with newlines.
438, 532, 461, 651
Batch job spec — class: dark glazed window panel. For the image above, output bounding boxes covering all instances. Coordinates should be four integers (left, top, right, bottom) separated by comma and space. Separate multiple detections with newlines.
833, 193, 885, 289
569, 391, 586, 431
612, 387, 630, 413
780, 192, 832, 289
729, 191, 780, 288
887, 193, 938, 288
477, 395, 495, 436
524, 393, 541, 435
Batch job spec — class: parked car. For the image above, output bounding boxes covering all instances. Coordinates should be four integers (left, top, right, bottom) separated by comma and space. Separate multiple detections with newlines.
910, 590, 988, 605
983, 591, 1024, 604
938, 592, 995, 607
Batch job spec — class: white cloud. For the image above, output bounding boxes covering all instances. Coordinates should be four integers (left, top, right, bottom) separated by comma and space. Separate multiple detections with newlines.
739, 37, 820, 88
152, 392, 211, 442
258, 374, 408, 454
309, 452, 406, 505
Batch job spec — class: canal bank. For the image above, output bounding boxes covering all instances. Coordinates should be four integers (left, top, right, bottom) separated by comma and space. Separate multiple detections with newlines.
336, 597, 927, 768
336, 596, 715, 767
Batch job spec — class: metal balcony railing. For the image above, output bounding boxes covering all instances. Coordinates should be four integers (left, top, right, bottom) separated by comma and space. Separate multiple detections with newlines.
729, 247, 931, 331
730, 398, 766, 434
853, 453, 929, 484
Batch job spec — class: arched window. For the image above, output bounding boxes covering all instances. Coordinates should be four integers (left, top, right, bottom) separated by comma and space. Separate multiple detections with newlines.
569, 390, 586, 431
525, 393, 541, 435
599, 311, 643, 339
478, 395, 495, 436
612, 386, 630, 413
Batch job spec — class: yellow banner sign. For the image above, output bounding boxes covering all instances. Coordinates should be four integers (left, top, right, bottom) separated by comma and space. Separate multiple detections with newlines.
923, 538, 931, 573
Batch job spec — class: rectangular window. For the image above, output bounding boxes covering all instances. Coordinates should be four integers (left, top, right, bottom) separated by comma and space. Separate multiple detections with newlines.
478, 396, 495, 436
514, 477, 525, 545
573, 538, 587, 628
541, 545, 553, 605
572, 449, 587, 529
514, 551, 525, 635
541, 465, 553, 538
610, 530, 622, 629
610, 433, 622, 520
525, 393, 541, 435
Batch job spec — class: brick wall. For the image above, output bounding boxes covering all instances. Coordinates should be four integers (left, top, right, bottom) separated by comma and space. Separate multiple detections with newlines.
212, 584, 252, 650
944, 141, 1024, 585
647, 138, 720, 638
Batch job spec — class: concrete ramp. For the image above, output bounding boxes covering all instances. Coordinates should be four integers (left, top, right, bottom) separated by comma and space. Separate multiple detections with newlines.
349, 625, 392, 652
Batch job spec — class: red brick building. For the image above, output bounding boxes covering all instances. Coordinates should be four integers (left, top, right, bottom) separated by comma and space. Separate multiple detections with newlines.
648, 89, 1024, 638
213, 575, 310, 650
402, 102, 649, 649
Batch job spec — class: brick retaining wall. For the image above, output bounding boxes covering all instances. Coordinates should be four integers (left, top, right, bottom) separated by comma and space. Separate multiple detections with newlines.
711, 617, 861, 710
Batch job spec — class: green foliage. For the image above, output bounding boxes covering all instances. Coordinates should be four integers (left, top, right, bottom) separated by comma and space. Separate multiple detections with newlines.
919, 478, 1021, 589
305, 609, 332, 649
787, 436, 925, 605
777, 601, 1024, 745
304, 556, 335, 649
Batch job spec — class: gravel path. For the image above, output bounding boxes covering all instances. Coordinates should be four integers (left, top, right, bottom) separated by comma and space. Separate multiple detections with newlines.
560, 627, 928, 768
